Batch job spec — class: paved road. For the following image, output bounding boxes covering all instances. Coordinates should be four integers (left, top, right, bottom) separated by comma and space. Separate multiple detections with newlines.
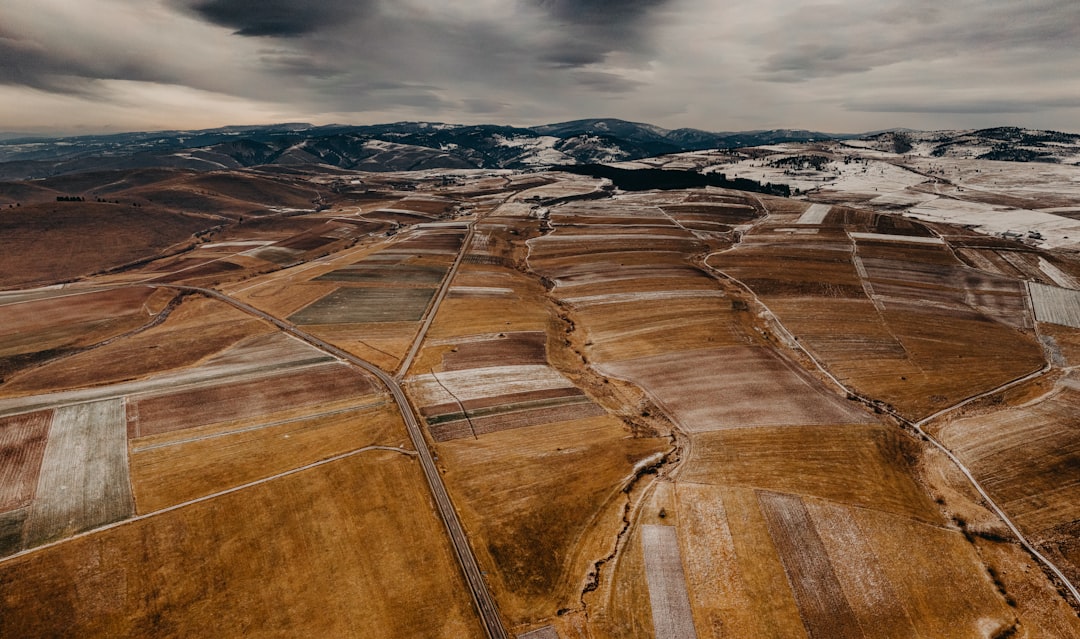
396, 223, 474, 379
156, 284, 509, 639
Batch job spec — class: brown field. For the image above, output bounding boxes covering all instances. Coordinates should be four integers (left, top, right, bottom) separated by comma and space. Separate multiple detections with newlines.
273, 231, 339, 252
758, 491, 862, 639
0, 287, 170, 380
428, 400, 606, 442
440, 331, 547, 370
681, 486, 810, 638
528, 235, 706, 261
419, 381, 585, 420
850, 506, 1016, 637
682, 425, 939, 521
710, 219, 1047, 419
0, 452, 483, 638
931, 379, 1080, 573
434, 415, 667, 626
598, 347, 873, 432
236, 281, 341, 317
662, 203, 762, 224
315, 263, 448, 285
0, 203, 215, 287
550, 213, 680, 227
0, 296, 275, 397
971, 536, 1080, 638
288, 286, 437, 324
366, 209, 434, 224
130, 400, 398, 513
550, 258, 718, 292
669, 483, 1022, 639
304, 321, 419, 371
394, 197, 457, 215
409, 365, 578, 408
802, 499, 920, 639
129, 362, 379, 438
1041, 323, 1080, 366
573, 297, 747, 361
0, 411, 51, 512
590, 516, 659, 638
426, 294, 549, 341
766, 296, 1045, 420
392, 228, 466, 253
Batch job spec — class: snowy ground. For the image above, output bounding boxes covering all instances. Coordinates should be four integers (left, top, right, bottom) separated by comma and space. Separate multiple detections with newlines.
641, 142, 1080, 249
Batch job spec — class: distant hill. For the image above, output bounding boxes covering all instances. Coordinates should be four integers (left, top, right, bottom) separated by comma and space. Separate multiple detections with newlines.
0, 119, 855, 179
846, 127, 1080, 163
2, 120, 1074, 180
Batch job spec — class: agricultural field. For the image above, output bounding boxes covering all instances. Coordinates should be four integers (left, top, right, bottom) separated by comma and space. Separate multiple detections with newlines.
522, 187, 1079, 638
1, 163, 1079, 638
930, 374, 1080, 585
707, 209, 1047, 420
403, 245, 670, 631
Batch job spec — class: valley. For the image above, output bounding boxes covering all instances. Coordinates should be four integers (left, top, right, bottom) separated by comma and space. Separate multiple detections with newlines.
1, 129, 1079, 638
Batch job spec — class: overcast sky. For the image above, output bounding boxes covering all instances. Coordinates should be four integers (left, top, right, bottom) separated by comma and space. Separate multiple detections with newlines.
2, 0, 1078, 135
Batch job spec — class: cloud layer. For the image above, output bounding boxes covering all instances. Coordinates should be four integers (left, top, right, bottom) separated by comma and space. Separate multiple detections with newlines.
2, 0, 1078, 134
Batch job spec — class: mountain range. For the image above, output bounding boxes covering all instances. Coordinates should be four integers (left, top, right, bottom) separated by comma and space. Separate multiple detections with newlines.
0, 119, 1076, 180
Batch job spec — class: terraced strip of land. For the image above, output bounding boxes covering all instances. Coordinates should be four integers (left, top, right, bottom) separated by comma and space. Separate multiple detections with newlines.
1030, 282, 1080, 328
641, 525, 699, 639
526, 189, 1076, 638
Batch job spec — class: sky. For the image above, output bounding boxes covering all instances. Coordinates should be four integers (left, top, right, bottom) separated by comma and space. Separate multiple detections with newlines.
2, 0, 1078, 135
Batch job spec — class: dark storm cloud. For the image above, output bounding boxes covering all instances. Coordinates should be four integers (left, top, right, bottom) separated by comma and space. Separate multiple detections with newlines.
758, 0, 1080, 82
573, 70, 643, 93
847, 96, 1080, 114
462, 98, 507, 114
177, 0, 372, 37
531, 0, 669, 26
8, 0, 1080, 134
0, 27, 170, 95
527, 0, 675, 68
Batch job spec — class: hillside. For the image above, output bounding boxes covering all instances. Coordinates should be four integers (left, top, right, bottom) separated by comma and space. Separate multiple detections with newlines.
1, 165, 1079, 638
0, 119, 853, 180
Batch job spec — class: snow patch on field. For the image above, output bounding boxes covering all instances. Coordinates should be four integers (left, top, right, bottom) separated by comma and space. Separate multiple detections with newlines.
24, 399, 131, 547
1029, 282, 1080, 328
641, 525, 699, 639
849, 232, 944, 245
907, 199, 1080, 249
410, 365, 575, 405
1038, 257, 1080, 289
563, 290, 726, 307
198, 241, 275, 249
796, 203, 831, 225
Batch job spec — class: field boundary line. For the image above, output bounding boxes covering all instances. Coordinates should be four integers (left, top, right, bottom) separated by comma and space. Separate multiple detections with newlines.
699, 259, 1079, 607
149, 284, 509, 639
0, 358, 334, 420
395, 224, 475, 379
129, 399, 389, 453
0, 444, 415, 565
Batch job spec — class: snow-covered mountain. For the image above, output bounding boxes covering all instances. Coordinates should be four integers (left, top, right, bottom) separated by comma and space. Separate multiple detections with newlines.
0, 120, 1075, 180
0, 119, 852, 179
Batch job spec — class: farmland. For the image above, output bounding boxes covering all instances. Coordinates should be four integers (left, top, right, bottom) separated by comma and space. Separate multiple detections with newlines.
1, 162, 1079, 638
